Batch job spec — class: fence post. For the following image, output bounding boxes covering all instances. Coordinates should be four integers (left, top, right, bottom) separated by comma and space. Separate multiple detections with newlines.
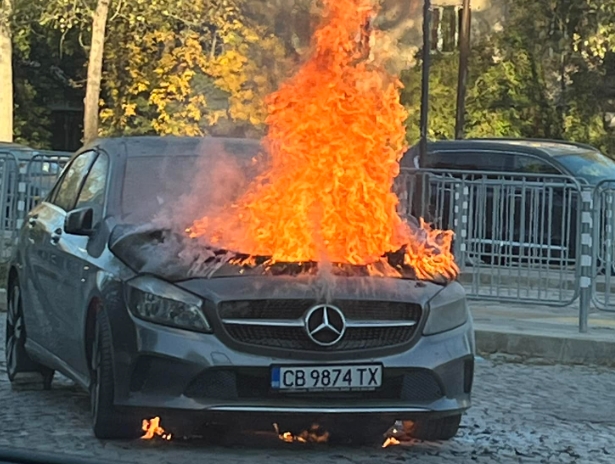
453, 183, 469, 267
579, 187, 593, 333
397, 171, 408, 218
16, 162, 27, 231
604, 193, 614, 310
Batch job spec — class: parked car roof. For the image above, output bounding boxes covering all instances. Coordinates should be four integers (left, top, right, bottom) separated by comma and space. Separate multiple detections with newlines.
473, 138, 598, 157
407, 138, 598, 158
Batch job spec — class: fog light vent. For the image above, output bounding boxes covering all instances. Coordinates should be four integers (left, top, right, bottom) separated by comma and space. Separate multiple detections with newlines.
184, 370, 238, 400
401, 371, 443, 401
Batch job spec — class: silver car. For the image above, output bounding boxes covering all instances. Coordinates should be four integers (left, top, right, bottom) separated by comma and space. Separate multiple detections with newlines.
5, 136, 475, 442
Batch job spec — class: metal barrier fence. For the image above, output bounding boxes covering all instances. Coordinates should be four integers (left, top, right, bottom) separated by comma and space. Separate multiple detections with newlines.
0, 151, 69, 262
23, 153, 69, 215
0, 152, 21, 262
592, 179, 615, 313
396, 168, 600, 322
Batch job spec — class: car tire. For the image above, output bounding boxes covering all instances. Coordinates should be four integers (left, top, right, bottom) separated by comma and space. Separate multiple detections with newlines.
5, 280, 55, 386
90, 308, 140, 440
403, 414, 462, 441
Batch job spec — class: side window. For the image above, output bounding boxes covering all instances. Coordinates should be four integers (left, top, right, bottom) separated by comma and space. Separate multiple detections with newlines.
514, 155, 562, 175
51, 151, 97, 211
75, 153, 109, 223
429, 151, 512, 172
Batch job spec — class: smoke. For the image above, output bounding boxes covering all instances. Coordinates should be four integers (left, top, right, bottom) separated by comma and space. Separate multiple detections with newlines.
151, 138, 265, 234
309, 260, 336, 303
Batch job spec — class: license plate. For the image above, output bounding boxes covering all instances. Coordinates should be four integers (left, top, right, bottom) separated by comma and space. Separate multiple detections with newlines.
271, 364, 382, 391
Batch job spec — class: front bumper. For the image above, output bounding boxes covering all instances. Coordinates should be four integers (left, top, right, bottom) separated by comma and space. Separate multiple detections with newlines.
111, 315, 474, 429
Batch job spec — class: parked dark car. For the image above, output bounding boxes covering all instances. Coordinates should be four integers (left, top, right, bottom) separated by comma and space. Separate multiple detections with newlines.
402, 138, 615, 183
400, 139, 615, 265
5, 136, 474, 442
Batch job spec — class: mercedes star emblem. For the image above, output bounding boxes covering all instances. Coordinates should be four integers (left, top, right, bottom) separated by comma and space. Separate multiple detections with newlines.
304, 304, 346, 346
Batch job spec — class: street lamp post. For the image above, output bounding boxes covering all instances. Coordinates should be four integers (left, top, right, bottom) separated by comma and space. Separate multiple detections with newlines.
418, 0, 432, 168
455, 0, 471, 139
413, 0, 432, 221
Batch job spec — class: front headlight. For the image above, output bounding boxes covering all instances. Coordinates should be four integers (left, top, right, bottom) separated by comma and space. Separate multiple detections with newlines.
126, 276, 212, 333
422, 284, 469, 335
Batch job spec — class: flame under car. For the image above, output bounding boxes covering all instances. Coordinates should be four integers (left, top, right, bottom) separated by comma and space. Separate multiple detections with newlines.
5, 136, 475, 442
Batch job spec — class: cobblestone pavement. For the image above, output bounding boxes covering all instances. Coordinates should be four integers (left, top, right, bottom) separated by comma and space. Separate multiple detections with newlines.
1, 316, 615, 464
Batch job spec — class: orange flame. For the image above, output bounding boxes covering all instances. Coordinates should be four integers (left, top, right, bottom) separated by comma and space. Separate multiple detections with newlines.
273, 423, 329, 444
189, 0, 458, 281
141, 417, 172, 441
382, 436, 401, 448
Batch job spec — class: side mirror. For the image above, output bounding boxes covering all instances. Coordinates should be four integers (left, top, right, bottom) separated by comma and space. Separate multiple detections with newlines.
65, 207, 95, 236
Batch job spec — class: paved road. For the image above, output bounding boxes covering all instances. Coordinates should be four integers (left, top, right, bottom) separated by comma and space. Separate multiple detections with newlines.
1, 317, 615, 464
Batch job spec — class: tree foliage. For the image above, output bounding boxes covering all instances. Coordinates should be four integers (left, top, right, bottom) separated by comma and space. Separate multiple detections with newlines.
99, 0, 292, 137
10, 0, 615, 155
9, 1, 85, 148
400, 0, 615, 157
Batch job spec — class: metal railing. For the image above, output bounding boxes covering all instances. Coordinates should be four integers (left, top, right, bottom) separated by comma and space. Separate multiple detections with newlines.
0, 151, 70, 262
591, 179, 615, 312
24, 153, 69, 213
0, 152, 21, 262
396, 167, 615, 331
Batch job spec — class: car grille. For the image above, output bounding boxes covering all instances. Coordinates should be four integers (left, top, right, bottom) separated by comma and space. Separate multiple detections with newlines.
219, 299, 421, 351
223, 324, 415, 351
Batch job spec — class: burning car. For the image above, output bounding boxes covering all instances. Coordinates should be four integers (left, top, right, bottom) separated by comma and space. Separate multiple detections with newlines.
5, 136, 474, 443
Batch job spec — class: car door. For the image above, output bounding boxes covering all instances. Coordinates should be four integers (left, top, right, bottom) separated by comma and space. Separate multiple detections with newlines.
53, 152, 110, 375
23, 151, 97, 360
512, 154, 573, 262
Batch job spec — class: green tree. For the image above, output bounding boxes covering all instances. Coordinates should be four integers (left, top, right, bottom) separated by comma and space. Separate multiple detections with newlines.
401, 0, 615, 156
13, 0, 86, 148
100, 0, 292, 137
400, 53, 459, 142
42, 0, 113, 143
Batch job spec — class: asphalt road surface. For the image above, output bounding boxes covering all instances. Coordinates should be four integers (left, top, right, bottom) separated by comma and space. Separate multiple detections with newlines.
1, 316, 614, 464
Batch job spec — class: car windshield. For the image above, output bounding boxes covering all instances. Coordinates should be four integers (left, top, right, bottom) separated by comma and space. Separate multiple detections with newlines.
120, 139, 263, 223
555, 150, 615, 184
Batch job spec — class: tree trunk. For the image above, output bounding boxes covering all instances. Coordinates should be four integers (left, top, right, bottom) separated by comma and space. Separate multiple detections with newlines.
83, 0, 111, 144
0, 0, 13, 143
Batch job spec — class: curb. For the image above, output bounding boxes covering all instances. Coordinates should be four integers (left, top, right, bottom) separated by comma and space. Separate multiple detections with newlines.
475, 326, 615, 367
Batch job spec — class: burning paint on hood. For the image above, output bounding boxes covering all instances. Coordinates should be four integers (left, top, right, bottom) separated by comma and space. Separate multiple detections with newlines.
183, 0, 458, 282
109, 220, 453, 285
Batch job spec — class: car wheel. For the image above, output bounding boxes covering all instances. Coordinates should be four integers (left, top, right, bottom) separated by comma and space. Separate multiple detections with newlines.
5, 280, 55, 386
403, 414, 461, 441
90, 308, 140, 439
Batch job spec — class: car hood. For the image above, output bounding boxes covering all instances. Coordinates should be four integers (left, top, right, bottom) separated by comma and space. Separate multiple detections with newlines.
174, 274, 453, 307
109, 224, 455, 292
